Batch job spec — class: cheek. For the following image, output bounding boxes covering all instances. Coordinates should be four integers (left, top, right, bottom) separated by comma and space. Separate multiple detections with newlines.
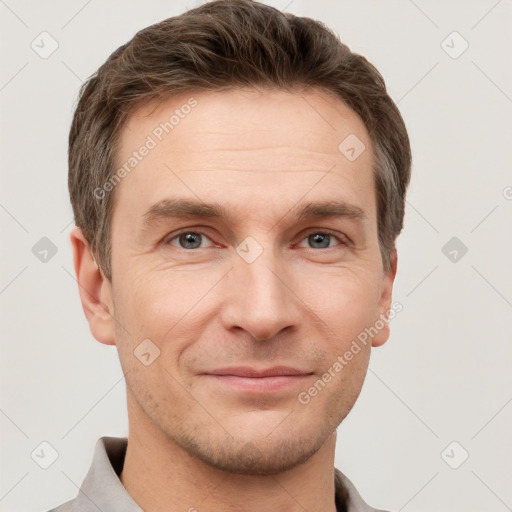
112, 251, 382, 366
115, 266, 201, 325
112, 267, 218, 371
299, 267, 381, 329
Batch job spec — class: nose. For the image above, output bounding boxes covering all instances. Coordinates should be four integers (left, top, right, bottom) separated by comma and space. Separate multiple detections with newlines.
219, 242, 301, 342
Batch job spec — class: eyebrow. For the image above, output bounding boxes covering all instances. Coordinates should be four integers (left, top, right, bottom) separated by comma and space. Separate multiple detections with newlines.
140, 198, 367, 230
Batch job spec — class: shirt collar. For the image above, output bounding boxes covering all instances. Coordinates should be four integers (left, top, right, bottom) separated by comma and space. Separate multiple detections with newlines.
67, 436, 384, 512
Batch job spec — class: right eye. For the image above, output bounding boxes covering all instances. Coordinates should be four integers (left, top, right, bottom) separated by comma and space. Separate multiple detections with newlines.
164, 230, 215, 250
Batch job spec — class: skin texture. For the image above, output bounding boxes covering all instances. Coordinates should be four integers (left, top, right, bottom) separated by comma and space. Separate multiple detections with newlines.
71, 88, 397, 512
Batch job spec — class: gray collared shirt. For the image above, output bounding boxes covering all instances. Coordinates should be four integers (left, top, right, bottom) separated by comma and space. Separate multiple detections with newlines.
47, 437, 389, 512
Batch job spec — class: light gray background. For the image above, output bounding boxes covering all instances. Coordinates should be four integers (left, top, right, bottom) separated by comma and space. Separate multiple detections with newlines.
1, 1, 511, 511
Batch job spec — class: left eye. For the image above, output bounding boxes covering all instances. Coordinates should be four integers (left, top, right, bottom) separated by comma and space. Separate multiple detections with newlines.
296, 232, 345, 249
166, 230, 346, 250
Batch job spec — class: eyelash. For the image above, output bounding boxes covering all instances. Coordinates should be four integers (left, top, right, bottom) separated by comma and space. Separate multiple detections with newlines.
164, 228, 350, 250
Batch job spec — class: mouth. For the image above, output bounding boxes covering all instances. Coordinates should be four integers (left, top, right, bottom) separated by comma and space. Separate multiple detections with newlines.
201, 366, 314, 393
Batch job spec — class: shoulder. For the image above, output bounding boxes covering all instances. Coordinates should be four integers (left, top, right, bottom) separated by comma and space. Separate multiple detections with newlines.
335, 467, 392, 512
44, 498, 75, 512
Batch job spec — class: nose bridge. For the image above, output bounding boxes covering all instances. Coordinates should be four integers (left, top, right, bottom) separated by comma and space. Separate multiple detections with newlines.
221, 235, 299, 341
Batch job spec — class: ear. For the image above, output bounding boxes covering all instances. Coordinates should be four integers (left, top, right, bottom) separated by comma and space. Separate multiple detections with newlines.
371, 249, 398, 347
70, 226, 116, 346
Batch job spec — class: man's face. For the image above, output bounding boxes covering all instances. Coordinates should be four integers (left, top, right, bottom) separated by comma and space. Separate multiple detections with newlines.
102, 88, 395, 474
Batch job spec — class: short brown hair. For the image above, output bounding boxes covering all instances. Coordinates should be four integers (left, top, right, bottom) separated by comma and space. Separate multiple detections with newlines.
68, 0, 411, 281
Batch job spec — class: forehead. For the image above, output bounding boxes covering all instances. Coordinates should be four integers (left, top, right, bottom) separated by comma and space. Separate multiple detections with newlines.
112, 88, 375, 228
119, 87, 370, 163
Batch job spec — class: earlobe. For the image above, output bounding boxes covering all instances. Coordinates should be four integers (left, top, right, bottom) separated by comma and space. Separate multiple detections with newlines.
371, 249, 398, 348
70, 226, 116, 346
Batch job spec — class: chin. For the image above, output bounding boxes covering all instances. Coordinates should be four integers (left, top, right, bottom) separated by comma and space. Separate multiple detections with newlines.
164, 408, 339, 475
176, 429, 329, 475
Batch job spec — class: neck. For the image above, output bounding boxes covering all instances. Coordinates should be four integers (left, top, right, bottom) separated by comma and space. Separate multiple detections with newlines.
120, 395, 339, 512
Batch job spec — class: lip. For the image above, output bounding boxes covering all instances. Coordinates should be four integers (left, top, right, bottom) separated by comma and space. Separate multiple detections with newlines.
206, 366, 311, 378
202, 366, 314, 393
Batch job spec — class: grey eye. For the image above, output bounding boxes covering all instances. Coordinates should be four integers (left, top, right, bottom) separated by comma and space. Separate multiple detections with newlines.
178, 232, 203, 249
308, 233, 332, 249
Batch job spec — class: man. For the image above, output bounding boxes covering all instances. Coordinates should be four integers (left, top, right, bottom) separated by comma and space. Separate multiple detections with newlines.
52, 0, 411, 510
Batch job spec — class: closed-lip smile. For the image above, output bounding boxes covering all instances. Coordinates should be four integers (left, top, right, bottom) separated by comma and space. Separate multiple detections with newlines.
202, 366, 314, 393
205, 366, 311, 377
